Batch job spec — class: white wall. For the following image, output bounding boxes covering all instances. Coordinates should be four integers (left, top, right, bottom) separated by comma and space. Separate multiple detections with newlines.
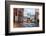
0, 0, 46, 36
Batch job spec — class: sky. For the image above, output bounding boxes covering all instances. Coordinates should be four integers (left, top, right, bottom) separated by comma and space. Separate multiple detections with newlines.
24, 8, 35, 17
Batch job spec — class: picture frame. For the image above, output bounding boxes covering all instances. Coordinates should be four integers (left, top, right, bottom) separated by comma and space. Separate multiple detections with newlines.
5, 1, 45, 35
